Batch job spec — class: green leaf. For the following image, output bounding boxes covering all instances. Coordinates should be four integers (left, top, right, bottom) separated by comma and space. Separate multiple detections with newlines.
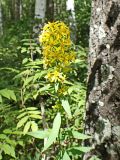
8, 90, 17, 101
0, 134, 7, 139
0, 152, 2, 159
22, 58, 28, 64
33, 71, 47, 82
27, 111, 41, 114
17, 112, 27, 119
23, 121, 31, 134
63, 151, 71, 160
29, 114, 42, 119
0, 89, 10, 99
21, 47, 27, 53
2, 144, 16, 158
39, 84, 50, 93
27, 130, 50, 139
54, 83, 59, 92
61, 100, 72, 118
23, 76, 34, 87
0, 89, 16, 101
17, 116, 29, 128
0, 95, 2, 103
72, 131, 91, 140
26, 107, 38, 110
43, 113, 61, 152
31, 121, 38, 132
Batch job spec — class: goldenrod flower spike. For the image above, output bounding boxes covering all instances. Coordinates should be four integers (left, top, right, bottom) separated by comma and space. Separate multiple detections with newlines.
39, 21, 76, 83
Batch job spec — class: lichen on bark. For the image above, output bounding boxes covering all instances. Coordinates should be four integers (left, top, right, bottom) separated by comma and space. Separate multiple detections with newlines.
84, 0, 120, 160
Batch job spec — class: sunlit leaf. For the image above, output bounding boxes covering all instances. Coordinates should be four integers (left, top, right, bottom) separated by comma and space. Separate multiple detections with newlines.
72, 131, 91, 140
23, 121, 31, 134
29, 114, 42, 119
61, 100, 72, 118
17, 112, 27, 119
63, 151, 71, 160
27, 111, 41, 114
17, 116, 29, 128
27, 130, 50, 139
31, 121, 38, 132
43, 113, 61, 152
2, 144, 16, 158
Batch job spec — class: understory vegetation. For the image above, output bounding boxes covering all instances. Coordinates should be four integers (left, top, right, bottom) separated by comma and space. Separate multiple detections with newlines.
0, 0, 93, 159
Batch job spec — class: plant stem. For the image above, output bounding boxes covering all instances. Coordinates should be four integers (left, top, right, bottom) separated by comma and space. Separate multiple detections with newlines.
40, 96, 48, 160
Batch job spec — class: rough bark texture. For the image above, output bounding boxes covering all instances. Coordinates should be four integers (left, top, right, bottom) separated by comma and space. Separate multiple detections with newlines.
84, 0, 120, 160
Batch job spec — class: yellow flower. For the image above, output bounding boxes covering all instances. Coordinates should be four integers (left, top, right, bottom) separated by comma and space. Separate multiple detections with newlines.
45, 70, 66, 83
39, 21, 76, 83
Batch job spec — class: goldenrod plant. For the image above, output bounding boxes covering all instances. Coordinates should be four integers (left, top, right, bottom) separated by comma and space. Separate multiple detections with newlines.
0, 22, 91, 159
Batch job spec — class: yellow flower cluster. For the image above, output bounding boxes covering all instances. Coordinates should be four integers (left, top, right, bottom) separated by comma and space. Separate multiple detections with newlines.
39, 21, 76, 82
45, 70, 66, 83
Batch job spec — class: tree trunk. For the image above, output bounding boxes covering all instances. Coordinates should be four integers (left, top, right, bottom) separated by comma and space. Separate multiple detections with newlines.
35, 0, 46, 20
84, 0, 120, 160
15, 0, 20, 20
46, 0, 54, 21
66, 0, 76, 42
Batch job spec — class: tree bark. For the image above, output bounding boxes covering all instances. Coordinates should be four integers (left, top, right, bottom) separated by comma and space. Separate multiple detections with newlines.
46, 0, 54, 21
66, 0, 76, 42
35, 0, 46, 20
84, 0, 120, 160
15, 0, 20, 20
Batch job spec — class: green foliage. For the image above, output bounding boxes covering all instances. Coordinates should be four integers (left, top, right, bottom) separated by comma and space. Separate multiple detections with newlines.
0, 36, 89, 159
75, 0, 91, 46
0, 0, 91, 159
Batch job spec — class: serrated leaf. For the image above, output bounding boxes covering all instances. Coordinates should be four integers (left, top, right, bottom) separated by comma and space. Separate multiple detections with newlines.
30, 114, 42, 119
27, 111, 41, 114
31, 121, 38, 132
43, 113, 61, 152
0, 89, 10, 99
23, 76, 34, 87
61, 100, 72, 118
8, 90, 17, 101
23, 121, 31, 134
2, 144, 16, 158
27, 130, 50, 139
63, 151, 71, 160
0, 89, 16, 101
72, 131, 91, 140
6, 139, 16, 147
17, 112, 27, 119
17, 116, 29, 128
